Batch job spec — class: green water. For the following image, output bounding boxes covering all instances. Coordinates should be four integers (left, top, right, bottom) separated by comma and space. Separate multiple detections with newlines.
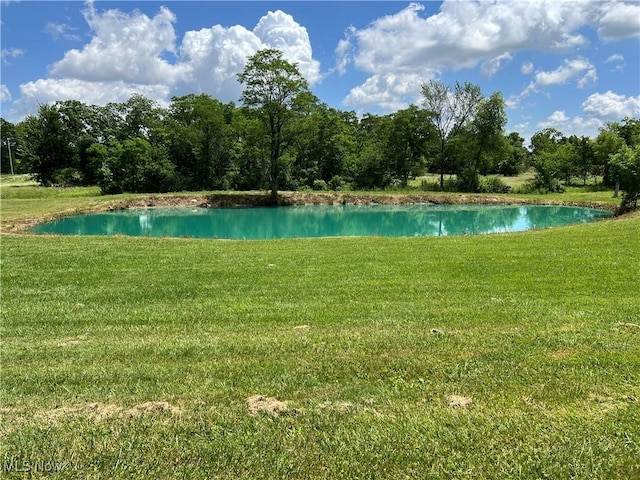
30, 205, 611, 239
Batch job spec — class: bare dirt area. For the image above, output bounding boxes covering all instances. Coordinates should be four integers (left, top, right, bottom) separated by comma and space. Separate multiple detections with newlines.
246, 395, 290, 417
35, 401, 182, 425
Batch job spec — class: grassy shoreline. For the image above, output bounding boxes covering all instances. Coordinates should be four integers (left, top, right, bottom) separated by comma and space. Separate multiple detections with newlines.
1, 181, 639, 478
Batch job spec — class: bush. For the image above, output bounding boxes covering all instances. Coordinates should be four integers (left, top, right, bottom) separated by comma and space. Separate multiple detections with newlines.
52, 168, 84, 187
328, 175, 343, 191
420, 177, 459, 192
313, 179, 327, 191
512, 179, 563, 195
478, 175, 511, 193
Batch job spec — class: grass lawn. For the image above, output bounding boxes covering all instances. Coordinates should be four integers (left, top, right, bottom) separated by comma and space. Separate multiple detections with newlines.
1, 179, 639, 478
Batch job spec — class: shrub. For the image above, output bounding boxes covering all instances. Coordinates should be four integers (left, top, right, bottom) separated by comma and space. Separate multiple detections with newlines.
478, 175, 511, 193
313, 179, 327, 191
328, 175, 343, 191
52, 168, 84, 187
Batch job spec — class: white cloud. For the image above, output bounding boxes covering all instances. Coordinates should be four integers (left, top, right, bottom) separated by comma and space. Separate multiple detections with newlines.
518, 57, 597, 100
343, 72, 428, 111
341, 0, 638, 112
349, 1, 596, 76
7, 4, 321, 120
8, 78, 172, 120
581, 91, 640, 120
536, 110, 603, 137
0, 84, 11, 103
44, 22, 80, 41
481, 52, 512, 78
51, 4, 181, 85
335, 26, 356, 76
606, 53, 624, 63
521, 62, 534, 75
253, 10, 321, 85
1, 47, 25, 65
532, 58, 594, 87
596, 1, 640, 40
179, 9, 321, 101
577, 68, 597, 89
605, 53, 626, 72
536, 90, 640, 139
179, 24, 263, 100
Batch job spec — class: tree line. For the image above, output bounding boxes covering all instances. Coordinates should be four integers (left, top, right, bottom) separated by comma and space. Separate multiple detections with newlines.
1, 49, 638, 208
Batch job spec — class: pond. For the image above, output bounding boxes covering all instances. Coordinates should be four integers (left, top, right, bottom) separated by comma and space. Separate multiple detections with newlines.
30, 204, 611, 240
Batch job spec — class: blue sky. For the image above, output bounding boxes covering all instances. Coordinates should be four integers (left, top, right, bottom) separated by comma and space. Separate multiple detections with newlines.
1, 1, 639, 143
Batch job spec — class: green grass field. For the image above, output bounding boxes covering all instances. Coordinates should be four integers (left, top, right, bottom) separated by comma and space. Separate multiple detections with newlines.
1, 177, 639, 478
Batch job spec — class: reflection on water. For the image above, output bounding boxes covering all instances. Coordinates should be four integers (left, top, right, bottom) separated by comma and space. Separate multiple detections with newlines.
31, 205, 611, 240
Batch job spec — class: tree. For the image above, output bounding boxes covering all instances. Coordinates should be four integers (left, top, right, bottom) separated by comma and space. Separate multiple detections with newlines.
610, 144, 640, 210
594, 126, 625, 186
457, 92, 506, 191
238, 48, 315, 203
386, 105, 433, 187
593, 119, 639, 188
571, 135, 595, 186
19, 104, 76, 186
107, 94, 165, 143
98, 138, 177, 194
421, 80, 483, 189
530, 128, 565, 191
497, 132, 528, 176
353, 114, 393, 189
166, 94, 235, 190
290, 104, 358, 189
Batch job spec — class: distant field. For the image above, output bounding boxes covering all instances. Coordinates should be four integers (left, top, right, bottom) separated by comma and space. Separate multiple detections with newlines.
1, 175, 639, 479
0, 173, 38, 187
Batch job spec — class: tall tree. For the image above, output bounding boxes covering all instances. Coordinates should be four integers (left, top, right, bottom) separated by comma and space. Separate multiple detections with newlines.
497, 132, 528, 176
107, 93, 165, 143
530, 128, 565, 191
570, 135, 595, 186
386, 105, 433, 187
421, 80, 483, 188
19, 104, 76, 186
166, 94, 235, 190
353, 114, 393, 189
458, 92, 507, 190
594, 125, 625, 186
238, 48, 315, 203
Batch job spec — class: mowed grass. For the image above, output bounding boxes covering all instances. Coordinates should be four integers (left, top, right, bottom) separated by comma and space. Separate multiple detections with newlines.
1, 184, 639, 478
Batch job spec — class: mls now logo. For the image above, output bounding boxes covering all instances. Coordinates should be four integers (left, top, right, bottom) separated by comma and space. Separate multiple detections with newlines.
3, 458, 64, 473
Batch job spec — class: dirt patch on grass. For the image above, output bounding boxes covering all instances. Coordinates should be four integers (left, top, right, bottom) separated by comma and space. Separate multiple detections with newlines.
56, 334, 88, 348
40, 403, 122, 423
548, 348, 581, 359
246, 395, 290, 417
318, 401, 355, 413
38, 401, 181, 424
446, 395, 473, 408
123, 401, 182, 418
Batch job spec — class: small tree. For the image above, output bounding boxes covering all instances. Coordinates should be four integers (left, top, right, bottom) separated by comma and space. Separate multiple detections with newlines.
421, 80, 483, 189
238, 49, 315, 203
